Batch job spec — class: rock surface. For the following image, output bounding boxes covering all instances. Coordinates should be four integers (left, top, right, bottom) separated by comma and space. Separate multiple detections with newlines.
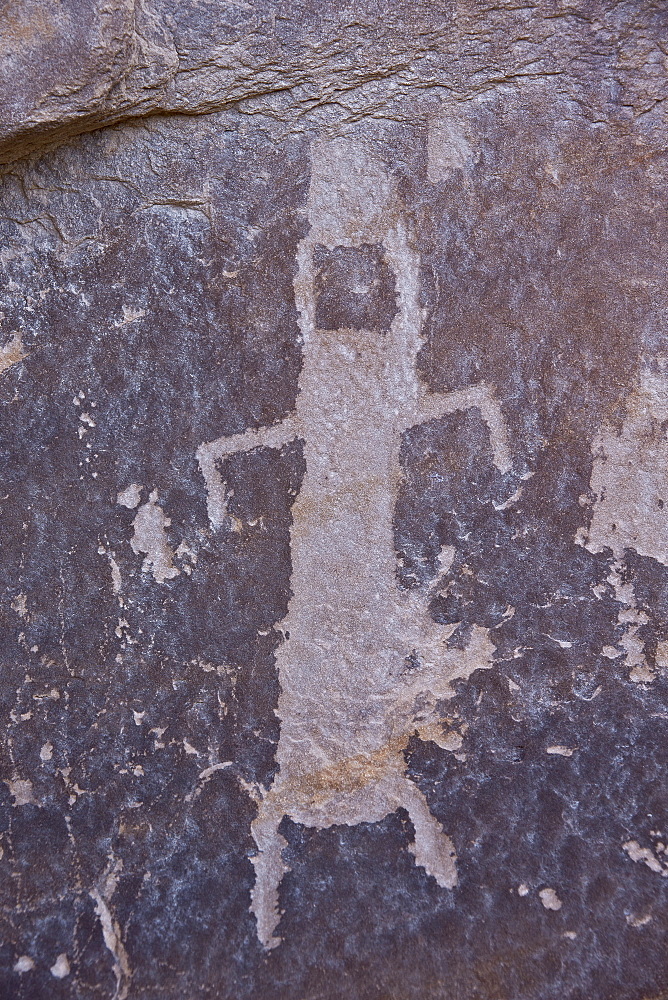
2, 0, 668, 163
1, 3, 668, 998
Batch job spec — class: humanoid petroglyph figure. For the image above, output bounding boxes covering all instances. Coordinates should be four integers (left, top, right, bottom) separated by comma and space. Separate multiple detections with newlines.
197, 139, 512, 948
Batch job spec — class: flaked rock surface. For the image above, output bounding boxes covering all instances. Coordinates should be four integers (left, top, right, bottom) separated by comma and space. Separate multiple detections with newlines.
1, 3, 668, 998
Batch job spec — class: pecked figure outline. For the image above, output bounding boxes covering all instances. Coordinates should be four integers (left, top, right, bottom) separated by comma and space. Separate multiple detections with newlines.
197, 139, 513, 948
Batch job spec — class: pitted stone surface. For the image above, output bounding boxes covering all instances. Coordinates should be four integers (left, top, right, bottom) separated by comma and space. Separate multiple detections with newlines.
1, 4, 668, 999
313, 244, 397, 333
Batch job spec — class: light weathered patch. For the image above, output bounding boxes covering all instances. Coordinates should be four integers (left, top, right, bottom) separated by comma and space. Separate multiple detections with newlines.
108, 554, 122, 595
117, 483, 142, 509
539, 887, 563, 911
584, 369, 668, 566
13, 955, 35, 974
50, 953, 70, 979
130, 490, 179, 584
579, 370, 668, 683
623, 839, 668, 876
90, 862, 132, 1000
0, 331, 26, 374
6, 778, 36, 807
11, 593, 28, 618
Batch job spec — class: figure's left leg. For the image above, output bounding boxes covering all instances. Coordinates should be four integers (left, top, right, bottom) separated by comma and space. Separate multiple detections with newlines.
394, 773, 458, 889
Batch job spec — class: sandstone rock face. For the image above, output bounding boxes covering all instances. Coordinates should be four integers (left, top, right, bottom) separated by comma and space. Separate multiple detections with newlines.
1, 3, 668, 998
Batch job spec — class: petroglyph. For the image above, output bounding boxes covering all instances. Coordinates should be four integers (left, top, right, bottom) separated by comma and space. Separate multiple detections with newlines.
197, 138, 512, 948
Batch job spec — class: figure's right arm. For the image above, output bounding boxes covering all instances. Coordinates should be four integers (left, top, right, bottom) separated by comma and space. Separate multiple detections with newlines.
197, 416, 300, 529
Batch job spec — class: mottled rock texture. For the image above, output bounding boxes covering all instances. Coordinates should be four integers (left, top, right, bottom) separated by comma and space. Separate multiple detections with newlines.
1, 2, 668, 998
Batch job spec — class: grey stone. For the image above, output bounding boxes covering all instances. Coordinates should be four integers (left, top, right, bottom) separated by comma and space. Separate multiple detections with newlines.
2, 1, 668, 161
1, 3, 668, 998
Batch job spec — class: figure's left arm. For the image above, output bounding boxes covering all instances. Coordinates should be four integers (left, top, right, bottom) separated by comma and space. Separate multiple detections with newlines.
403, 383, 512, 475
